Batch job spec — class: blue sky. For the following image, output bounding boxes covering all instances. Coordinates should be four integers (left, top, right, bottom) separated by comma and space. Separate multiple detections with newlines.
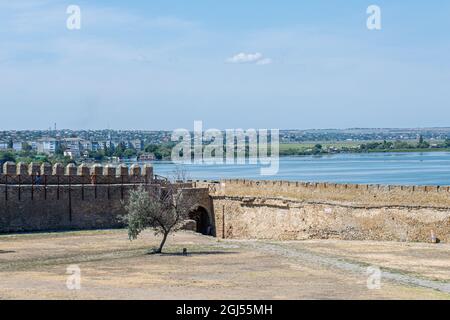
0, 0, 449, 130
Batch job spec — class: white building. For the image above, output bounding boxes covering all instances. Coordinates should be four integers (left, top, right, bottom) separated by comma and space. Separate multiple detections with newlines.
129, 139, 144, 151
37, 138, 60, 155
30, 141, 38, 151
12, 142, 22, 152
64, 149, 78, 159
80, 140, 92, 152
63, 138, 81, 158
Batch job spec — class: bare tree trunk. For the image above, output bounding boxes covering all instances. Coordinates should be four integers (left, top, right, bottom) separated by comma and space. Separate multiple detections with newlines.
155, 230, 169, 253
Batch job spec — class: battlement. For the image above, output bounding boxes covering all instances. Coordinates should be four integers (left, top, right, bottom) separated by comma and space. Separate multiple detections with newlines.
219, 179, 449, 192
0, 162, 154, 185
207, 179, 450, 208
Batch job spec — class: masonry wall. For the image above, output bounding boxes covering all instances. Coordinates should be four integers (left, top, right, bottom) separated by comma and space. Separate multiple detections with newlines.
0, 162, 215, 234
0, 184, 162, 233
0, 162, 157, 233
207, 180, 450, 243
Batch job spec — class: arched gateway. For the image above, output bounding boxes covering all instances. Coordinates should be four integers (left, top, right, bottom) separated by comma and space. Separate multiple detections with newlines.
188, 206, 212, 235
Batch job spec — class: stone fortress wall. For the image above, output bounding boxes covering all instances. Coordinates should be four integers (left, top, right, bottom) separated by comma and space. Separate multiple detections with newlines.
2, 161, 450, 243
0, 162, 213, 234
0, 161, 158, 233
202, 179, 450, 243
0, 161, 154, 185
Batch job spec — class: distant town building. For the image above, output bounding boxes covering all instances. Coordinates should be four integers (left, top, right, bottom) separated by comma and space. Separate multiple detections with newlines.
63, 138, 82, 157
12, 142, 23, 152
138, 153, 155, 161
91, 141, 103, 152
64, 149, 78, 159
30, 141, 38, 151
105, 140, 116, 149
129, 139, 144, 151
80, 140, 92, 151
37, 138, 60, 155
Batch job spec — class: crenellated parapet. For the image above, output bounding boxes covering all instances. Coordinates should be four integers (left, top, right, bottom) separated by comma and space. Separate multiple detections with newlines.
0, 165, 208, 235
0, 162, 154, 185
216, 179, 450, 193
210, 179, 450, 208
78, 163, 90, 176
53, 163, 65, 176
41, 163, 52, 175
66, 163, 77, 176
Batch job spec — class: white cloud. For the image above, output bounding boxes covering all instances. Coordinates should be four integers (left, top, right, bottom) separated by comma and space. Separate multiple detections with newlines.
256, 58, 272, 65
226, 52, 272, 65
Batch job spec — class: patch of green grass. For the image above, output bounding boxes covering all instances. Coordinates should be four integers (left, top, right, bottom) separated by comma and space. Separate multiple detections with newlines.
0, 247, 150, 272
0, 229, 122, 241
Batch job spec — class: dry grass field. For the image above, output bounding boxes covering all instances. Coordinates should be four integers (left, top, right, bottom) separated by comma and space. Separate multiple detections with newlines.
0, 229, 449, 300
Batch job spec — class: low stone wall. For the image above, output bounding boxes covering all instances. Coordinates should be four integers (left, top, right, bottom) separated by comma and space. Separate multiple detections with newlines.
208, 180, 450, 243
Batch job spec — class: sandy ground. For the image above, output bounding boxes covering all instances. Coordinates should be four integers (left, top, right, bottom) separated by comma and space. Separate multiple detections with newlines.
0, 229, 449, 300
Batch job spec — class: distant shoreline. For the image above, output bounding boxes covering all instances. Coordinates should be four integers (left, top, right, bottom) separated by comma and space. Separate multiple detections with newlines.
278, 148, 450, 156
128, 149, 450, 164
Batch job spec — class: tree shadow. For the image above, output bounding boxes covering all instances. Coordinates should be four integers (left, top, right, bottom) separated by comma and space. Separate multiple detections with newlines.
0, 250, 15, 254
151, 251, 239, 256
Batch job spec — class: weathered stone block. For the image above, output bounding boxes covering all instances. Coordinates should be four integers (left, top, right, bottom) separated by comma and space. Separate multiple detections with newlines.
28, 162, 41, 175
53, 163, 64, 176
92, 164, 103, 176
143, 164, 153, 180
3, 162, 16, 175
130, 164, 141, 176
66, 164, 77, 176
118, 164, 129, 176
104, 165, 116, 177
182, 219, 198, 232
78, 164, 90, 176
16, 162, 28, 175
41, 163, 52, 175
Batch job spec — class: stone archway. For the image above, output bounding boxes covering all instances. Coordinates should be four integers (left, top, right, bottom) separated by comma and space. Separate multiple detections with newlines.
189, 206, 212, 235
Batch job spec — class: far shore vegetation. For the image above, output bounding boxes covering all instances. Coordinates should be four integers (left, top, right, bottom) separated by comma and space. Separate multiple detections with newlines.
279, 136, 450, 156
1, 136, 450, 168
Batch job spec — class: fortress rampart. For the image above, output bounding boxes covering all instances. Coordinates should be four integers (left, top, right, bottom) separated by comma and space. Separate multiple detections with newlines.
0, 162, 156, 233
204, 179, 450, 243
2, 162, 450, 243
0, 161, 154, 185
205, 179, 450, 207
0, 162, 213, 234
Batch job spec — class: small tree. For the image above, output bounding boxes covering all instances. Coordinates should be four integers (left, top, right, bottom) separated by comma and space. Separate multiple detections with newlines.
171, 165, 190, 182
445, 139, 450, 148
122, 186, 194, 254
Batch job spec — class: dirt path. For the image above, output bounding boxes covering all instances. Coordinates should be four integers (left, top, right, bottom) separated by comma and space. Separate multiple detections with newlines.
238, 241, 450, 294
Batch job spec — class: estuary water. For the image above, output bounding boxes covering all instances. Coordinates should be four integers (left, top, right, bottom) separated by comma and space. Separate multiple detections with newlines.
134, 152, 450, 186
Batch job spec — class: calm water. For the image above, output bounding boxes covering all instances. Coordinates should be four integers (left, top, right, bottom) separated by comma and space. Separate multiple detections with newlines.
133, 152, 450, 186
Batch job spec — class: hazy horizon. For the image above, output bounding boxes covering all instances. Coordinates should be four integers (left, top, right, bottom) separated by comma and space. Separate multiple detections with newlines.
5, 126, 450, 132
